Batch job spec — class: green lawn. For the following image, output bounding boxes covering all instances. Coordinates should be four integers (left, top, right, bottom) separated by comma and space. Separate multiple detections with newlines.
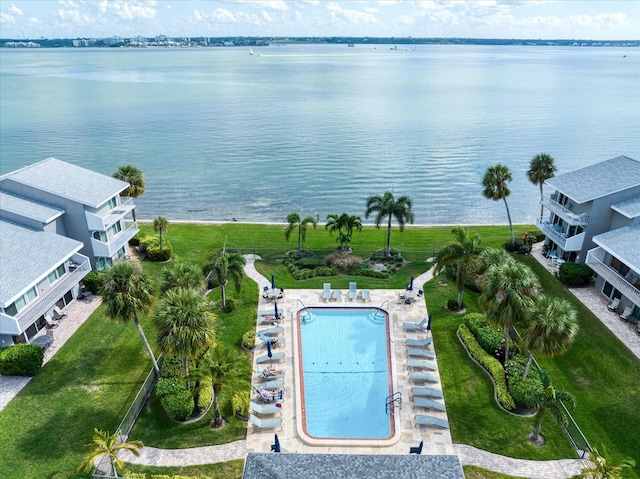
1, 222, 637, 479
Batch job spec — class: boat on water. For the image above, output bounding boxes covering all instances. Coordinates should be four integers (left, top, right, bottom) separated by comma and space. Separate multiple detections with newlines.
348, 43, 354, 47
249, 48, 254, 55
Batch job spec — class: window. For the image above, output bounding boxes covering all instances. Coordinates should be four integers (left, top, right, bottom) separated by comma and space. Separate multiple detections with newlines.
611, 257, 630, 276
107, 197, 117, 210
93, 230, 108, 242
3, 286, 38, 317
47, 264, 66, 284
111, 221, 122, 235
96, 257, 111, 270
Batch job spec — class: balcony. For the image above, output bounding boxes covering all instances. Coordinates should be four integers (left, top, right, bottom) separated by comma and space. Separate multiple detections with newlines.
536, 219, 586, 252
90, 221, 139, 258
541, 195, 589, 226
586, 249, 640, 307
85, 197, 136, 231
0, 256, 90, 335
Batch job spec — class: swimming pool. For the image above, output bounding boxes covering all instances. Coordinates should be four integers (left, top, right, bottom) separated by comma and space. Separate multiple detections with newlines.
295, 307, 395, 443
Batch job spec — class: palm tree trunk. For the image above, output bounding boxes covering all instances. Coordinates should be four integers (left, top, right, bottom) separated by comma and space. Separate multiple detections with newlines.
221, 283, 227, 309
210, 388, 222, 427
531, 410, 544, 442
502, 198, 515, 245
159, 231, 164, 251
523, 353, 533, 381
456, 269, 464, 309
539, 184, 545, 220
297, 224, 302, 255
457, 290, 464, 309
182, 356, 190, 389
133, 314, 160, 374
503, 324, 510, 362
386, 214, 393, 256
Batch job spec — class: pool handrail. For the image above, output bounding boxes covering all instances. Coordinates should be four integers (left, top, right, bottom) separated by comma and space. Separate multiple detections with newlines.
378, 299, 390, 311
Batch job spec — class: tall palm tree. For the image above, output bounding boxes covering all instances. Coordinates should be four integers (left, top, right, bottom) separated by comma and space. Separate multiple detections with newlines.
188, 345, 251, 428
153, 216, 169, 251
101, 261, 159, 373
285, 212, 317, 256
530, 370, 575, 445
112, 165, 145, 222
434, 227, 482, 309
527, 153, 557, 220
364, 191, 414, 257
207, 248, 246, 310
482, 164, 515, 245
78, 428, 143, 477
521, 294, 579, 380
153, 288, 216, 380
161, 262, 204, 294
480, 256, 540, 362
579, 444, 636, 479
325, 212, 362, 250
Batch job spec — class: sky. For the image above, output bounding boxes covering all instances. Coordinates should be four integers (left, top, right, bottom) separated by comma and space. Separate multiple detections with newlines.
0, 0, 639, 41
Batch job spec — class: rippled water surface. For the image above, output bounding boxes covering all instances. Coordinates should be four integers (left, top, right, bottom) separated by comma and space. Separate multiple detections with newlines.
1, 44, 638, 224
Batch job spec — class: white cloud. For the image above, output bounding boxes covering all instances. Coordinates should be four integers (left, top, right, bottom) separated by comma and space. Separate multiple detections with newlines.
0, 13, 16, 24
232, 0, 290, 11
8, 3, 23, 15
212, 7, 238, 23
326, 2, 378, 25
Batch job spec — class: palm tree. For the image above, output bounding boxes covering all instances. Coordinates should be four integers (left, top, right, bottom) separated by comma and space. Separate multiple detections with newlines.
153, 288, 216, 380
480, 256, 540, 362
434, 227, 482, 309
482, 164, 515, 245
188, 345, 251, 428
364, 191, 414, 257
284, 212, 317, 256
101, 260, 159, 373
153, 216, 169, 251
161, 262, 204, 294
207, 248, 246, 310
521, 294, 579, 380
325, 213, 363, 250
530, 370, 575, 445
112, 165, 145, 222
78, 428, 143, 477
579, 444, 636, 479
527, 153, 557, 220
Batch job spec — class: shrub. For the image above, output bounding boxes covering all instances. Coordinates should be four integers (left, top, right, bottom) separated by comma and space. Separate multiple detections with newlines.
242, 330, 256, 349
464, 313, 504, 357
121, 473, 146, 479
128, 233, 142, 247
0, 344, 44, 376
160, 355, 183, 379
81, 270, 105, 294
558, 262, 593, 286
146, 240, 173, 262
325, 252, 363, 273
458, 324, 516, 410
505, 239, 525, 253
231, 390, 250, 417
160, 387, 194, 421
447, 299, 465, 311
370, 249, 402, 261
196, 379, 213, 410
221, 298, 236, 313
505, 355, 544, 408
296, 256, 326, 269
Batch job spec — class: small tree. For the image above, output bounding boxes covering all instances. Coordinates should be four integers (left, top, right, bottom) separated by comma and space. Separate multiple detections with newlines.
526, 153, 557, 220
161, 262, 204, 294
285, 212, 317, 256
529, 370, 575, 445
579, 444, 636, 479
482, 164, 515, 245
325, 213, 362, 250
112, 165, 145, 222
364, 191, 414, 257
153, 216, 169, 251
206, 247, 246, 310
78, 428, 142, 477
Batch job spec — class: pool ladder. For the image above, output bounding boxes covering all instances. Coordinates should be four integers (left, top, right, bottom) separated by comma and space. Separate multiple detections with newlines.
378, 299, 390, 311
385, 392, 402, 415
297, 299, 313, 323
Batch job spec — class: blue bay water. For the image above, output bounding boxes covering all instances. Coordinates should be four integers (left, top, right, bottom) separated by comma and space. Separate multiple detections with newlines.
1, 44, 639, 225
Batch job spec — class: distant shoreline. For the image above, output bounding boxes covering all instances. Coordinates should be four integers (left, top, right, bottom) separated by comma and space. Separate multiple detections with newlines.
136, 220, 535, 228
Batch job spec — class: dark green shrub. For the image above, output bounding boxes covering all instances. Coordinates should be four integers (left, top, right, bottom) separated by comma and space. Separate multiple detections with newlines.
231, 390, 249, 417
160, 386, 194, 421
505, 355, 544, 408
82, 270, 105, 295
558, 262, 593, 286
505, 239, 525, 253
242, 330, 256, 349
296, 256, 325, 269
0, 344, 44, 376
464, 313, 504, 358
197, 379, 213, 410
128, 233, 141, 247
160, 355, 183, 379
145, 240, 172, 261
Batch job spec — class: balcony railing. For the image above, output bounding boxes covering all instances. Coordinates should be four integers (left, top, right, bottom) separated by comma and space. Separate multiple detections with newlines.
586, 248, 640, 307
90, 221, 139, 258
85, 197, 136, 231
541, 195, 589, 225
536, 219, 586, 252
0, 257, 91, 335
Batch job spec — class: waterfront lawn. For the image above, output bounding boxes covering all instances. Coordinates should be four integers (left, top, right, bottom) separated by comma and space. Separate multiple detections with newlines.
123, 460, 244, 479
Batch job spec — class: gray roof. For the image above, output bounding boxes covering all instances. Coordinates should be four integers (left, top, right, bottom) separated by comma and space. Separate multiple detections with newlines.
1, 157, 129, 208
0, 219, 83, 305
545, 156, 640, 204
592, 223, 640, 274
612, 195, 640, 219
0, 190, 65, 224
242, 453, 464, 479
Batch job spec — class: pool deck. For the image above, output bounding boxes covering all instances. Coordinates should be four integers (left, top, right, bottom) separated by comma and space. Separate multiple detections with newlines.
246, 276, 452, 456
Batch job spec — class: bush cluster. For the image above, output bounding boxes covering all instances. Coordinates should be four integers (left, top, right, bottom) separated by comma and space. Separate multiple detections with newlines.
284, 255, 339, 280
231, 390, 250, 417
369, 249, 403, 262
241, 330, 256, 349
0, 344, 44, 376
81, 270, 105, 294
196, 378, 213, 411
558, 262, 593, 286
349, 264, 390, 279
458, 324, 516, 410
504, 239, 531, 254
137, 235, 172, 262
156, 356, 194, 421
505, 355, 544, 408
464, 313, 504, 358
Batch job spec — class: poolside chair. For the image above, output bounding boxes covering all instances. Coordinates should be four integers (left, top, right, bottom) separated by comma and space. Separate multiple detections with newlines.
257, 326, 284, 336
52, 306, 67, 320
409, 440, 423, 455
249, 414, 281, 429
406, 358, 437, 371
407, 348, 436, 360
403, 317, 428, 331
256, 352, 285, 364
250, 401, 281, 416
413, 397, 446, 412
409, 372, 438, 383
259, 336, 286, 349
332, 290, 342, 302
406, 337, 433, 348
619, 307, 633, 321
258, 315, 283, 326
258, 309, 277, 317
349, 282, 357, 301
415, 414, 449, 429
257, 369, 285, 381
361, 290, 370, 302
44, 315, 58, 329
260, 379, 285, 390
254, 387, 284, 402
262, 286, 270, 300
411, 387, 444, 399
323, 283, 331, 302
607, 297, 620, 311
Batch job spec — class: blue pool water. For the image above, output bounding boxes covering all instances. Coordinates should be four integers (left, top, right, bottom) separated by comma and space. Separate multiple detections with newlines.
298, 308, 392, 440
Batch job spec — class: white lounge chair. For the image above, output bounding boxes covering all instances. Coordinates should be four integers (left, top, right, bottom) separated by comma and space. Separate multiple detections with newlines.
322, 283, 331, 302
361, 290, 370, 302
331, 290, 342, 302
349, 282, 357, 301
409, 372, 438, 383
259, 379, 284, 390
406, 337, 433, 348
413, 397, 446, 412
619, 307, 633, 321
254, 387, 283, 402
407, 348, 435, 359
52, 306, 67, 320
250, 401, 281, 415
404, 317, 428, 331
406, 359, 437, 371
249, 413, 281, 429
256, 352, 285, 364
44, 315, 58, 329
256, 369, 285, 381
415, 414, 449, 429
411, 387, 443, 399
257, 326, 284, 336
259, 337, 285, 348
607, 297, 620, 311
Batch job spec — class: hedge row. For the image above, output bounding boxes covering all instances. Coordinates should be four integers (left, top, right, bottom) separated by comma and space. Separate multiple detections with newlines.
0, 344, 44, 376
156, 356, 194, 421
458, 324, 516, 411
464, 312, 504, 356
123, 473, 217, 479
504, 355, 544, 408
